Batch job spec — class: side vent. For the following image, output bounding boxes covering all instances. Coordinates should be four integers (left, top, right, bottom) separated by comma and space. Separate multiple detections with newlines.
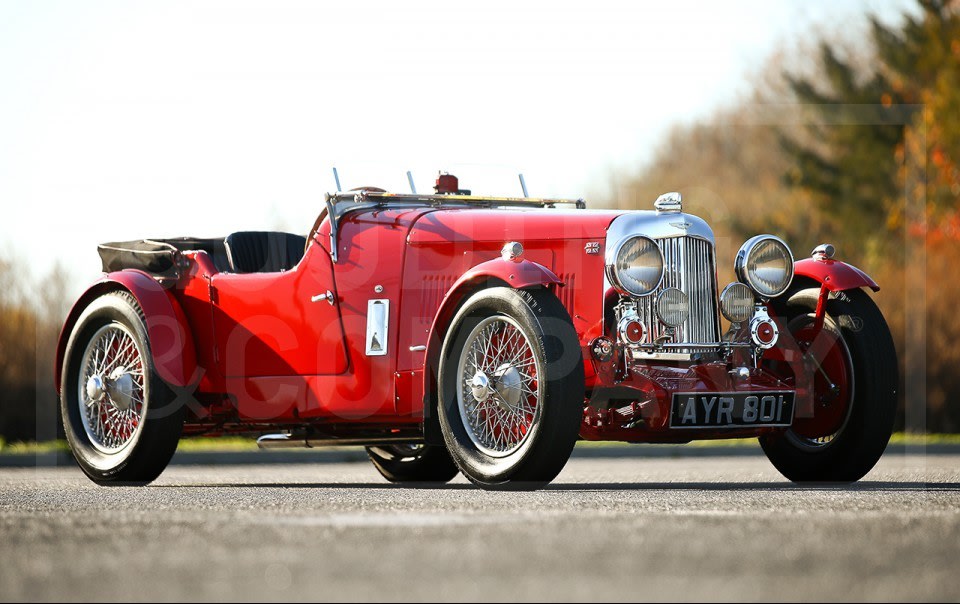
420, 274, 457, 323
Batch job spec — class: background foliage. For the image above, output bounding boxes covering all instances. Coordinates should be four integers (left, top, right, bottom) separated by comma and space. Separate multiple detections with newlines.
610, 0, 960, 431
0, 259, 68, 442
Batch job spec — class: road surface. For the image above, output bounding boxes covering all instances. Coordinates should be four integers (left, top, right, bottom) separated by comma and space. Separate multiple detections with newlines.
1, 452, 958, 601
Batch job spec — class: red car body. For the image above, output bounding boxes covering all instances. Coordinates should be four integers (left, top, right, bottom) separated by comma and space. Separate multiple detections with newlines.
57, 196, 871, 440
56, 180, 896, 488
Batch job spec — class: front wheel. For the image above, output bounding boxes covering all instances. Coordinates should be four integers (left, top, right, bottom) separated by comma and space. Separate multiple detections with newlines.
60, 292, 185, 485
760, 285, 897, 482
437, 287, 585, 490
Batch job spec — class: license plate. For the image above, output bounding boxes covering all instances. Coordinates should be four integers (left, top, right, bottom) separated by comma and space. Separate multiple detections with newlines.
670, 392, 795, 428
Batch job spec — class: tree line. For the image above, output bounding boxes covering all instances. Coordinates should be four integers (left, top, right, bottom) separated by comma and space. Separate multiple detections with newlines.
0, 259, 69, 443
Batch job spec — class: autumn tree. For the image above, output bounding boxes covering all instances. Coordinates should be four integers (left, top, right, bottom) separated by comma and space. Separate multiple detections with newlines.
611, 0, 960, 431
780, 0, 960, 430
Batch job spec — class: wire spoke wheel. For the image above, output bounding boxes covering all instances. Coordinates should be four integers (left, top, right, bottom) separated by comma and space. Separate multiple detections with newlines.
759, 285, 897, 483
783, 315, 855, 451
77, 323, 147, 454
62, 292, 185, 485
438, 287, 584, 489
456, 316, 543, 458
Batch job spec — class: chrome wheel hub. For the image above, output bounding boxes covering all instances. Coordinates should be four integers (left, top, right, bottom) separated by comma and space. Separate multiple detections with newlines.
85, 369, 135, 412
107, 367, 136, 412
470, 365, 523, 412
456, 316, 543, 457
85, 375, 106, 402
471, 372, 492, 403
493, 363, 522, 409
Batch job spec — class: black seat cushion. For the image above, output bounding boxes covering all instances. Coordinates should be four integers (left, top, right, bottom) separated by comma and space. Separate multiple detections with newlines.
224, 231, 306, 273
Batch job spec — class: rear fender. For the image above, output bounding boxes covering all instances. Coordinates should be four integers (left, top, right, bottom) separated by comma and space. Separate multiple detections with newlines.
55, 271, 199, 393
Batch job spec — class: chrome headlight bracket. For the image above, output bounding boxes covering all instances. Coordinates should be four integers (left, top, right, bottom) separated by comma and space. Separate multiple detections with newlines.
749, 306, 779, 350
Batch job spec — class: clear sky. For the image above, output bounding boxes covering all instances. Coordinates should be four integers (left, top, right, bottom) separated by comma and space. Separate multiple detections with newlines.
0, 0, 913, 294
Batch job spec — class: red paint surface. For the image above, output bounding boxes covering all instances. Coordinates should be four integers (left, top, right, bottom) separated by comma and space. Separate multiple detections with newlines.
794, 257, 880, 292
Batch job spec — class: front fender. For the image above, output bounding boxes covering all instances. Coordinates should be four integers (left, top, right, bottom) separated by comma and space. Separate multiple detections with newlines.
55, 271, 199, 393
418, 257, 563, 444
793, 257, 880, 292
426, 257, 563, 350
425, 257, 563, 366
457, 257, 563, 291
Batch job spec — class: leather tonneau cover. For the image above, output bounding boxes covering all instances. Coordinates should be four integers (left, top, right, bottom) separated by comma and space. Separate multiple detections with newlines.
97, 240, 179, 279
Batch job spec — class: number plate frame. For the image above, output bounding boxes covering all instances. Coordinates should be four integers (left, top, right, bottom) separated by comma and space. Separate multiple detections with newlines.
669, 392, 796, 429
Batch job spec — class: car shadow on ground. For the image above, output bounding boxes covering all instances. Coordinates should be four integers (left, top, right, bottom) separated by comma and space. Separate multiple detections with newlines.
546, 481, 960, 492
154, 480, 960, 492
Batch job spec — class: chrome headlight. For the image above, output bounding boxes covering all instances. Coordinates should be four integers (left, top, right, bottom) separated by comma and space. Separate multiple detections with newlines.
606, 235, 664, 297
735, 235, 794, 298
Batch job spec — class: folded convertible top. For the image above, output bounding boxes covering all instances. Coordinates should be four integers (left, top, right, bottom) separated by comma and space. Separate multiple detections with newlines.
97, 239, 180, 280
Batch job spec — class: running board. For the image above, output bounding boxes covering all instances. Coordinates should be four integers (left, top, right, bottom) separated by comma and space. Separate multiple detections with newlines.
256, 433, 423, 449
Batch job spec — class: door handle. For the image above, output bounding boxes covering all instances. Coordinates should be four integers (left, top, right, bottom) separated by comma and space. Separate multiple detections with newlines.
311, 290, 335, 305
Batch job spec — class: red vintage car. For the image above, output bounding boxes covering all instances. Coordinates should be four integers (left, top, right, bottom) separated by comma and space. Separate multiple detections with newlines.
56, 174, 897, 489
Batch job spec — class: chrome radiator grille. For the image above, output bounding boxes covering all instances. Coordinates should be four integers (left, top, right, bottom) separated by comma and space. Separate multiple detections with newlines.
636, 236, 720, 348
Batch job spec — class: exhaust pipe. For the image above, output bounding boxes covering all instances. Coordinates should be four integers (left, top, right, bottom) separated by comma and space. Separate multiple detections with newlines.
256, 433, 422, 449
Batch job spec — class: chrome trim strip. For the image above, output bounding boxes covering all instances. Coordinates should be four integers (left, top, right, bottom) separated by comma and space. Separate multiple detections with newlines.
629, 350, 701, 362
628, 341, 753, 362
257, 434, 423, 449
638, 342, 752, 349
605, 211, 714, 245
323, 190, 587, 263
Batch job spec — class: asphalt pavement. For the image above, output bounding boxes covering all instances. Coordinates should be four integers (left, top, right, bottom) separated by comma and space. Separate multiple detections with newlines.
1, 452, 958, 602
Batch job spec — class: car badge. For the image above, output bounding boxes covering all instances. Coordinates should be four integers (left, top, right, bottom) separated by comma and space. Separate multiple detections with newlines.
584, 242, 600, 254
670, 221, 692, 231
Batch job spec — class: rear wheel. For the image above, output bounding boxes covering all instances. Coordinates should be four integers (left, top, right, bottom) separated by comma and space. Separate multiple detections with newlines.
60, 292, 184, 485
437, 287, 584, 490
760, 285, 897, 482
365, 444, 459, 483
